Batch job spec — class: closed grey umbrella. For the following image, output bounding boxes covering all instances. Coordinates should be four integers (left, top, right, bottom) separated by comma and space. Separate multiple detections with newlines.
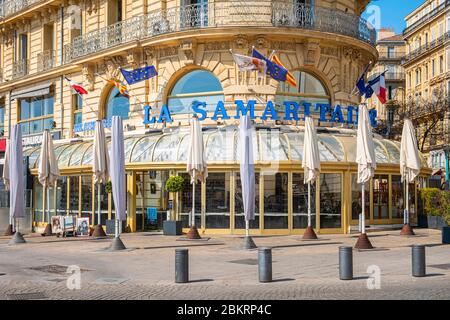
37, 129, 60, 236
302, 116, 320, 240
2, 138, 13, 234
239, 115, 256, 249
399, 119, 421, 236
109, 116, 126, 250
92, 120, 109, 237
186, 116, 207, 239
355, 104, 377, 249
8, 125, 26, 244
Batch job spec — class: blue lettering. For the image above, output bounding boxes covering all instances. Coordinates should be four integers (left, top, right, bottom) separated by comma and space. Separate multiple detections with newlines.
302, 102, 312, 119
192, 101, 207, 121
315, 103, 330, 122
211, 101, 230, 121
157, 105, 172, 123
283, 101, 300, 121
261, 101, 280, 120
234, 100, 256, 119
143, 105, 156, 124
331, 105, 345, 123
347, 106, 355, 124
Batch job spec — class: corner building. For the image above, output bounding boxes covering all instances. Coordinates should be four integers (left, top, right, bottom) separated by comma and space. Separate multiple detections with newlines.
0, 0, 431, 235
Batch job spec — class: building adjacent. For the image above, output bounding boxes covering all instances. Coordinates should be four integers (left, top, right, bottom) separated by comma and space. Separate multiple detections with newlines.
403, 0, 450, 183
0, 0, 431, 235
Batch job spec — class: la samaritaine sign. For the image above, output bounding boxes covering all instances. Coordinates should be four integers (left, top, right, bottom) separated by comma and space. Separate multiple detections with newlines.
74, 100, 377, 133
143, 100, 378, 126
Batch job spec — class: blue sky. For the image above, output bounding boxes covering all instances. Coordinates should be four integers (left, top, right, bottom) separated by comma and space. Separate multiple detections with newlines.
362, 0, 424, 35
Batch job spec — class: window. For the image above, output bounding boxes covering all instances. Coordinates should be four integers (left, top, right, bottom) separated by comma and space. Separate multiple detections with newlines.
105, 86, 129, 120
73, 94, 83, 127
440, 55, 444, 74
19, 93, 54, 135
351, 174, 369, 220
392, 176, 403, 219
276, 70, 330, 108
168, 70, 224, 115
263, 173, 288, 229
107, 0, 124, 25
205, 172, 231, 229
425, 64, 429, 80
293, 173, 316, 229
432, 59, 436, 77
320, 174, 342, 228
179, 172, 201, 228
0, 105, 4, 135
388, 86, 393, 100
387, 47, 394, 58
415, 69, 420, 85
18, 34, 28, 61
373, 175, 389, 219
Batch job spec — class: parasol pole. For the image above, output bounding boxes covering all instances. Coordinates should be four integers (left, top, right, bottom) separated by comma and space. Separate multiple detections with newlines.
361, 183, 366, 234
97, 183, 101, 226
307, 181, 311, 227
192, 181, 195, 227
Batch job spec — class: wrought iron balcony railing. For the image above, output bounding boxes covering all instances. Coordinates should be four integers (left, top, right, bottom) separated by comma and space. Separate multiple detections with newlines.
403, 0, 450, 36
0, 0, 44, 19
12, 58, 29, 79
404, 31, 450, 63
64, 2, 376, 62
37, 50, 56, 72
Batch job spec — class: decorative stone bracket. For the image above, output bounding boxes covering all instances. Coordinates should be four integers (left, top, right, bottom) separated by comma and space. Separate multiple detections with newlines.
82, 63, 95, 91
178, 41, 196, 66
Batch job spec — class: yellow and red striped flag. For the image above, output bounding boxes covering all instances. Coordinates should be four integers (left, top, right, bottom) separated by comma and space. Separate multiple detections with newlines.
108, 79, 130, 98
271, 54, 297, 88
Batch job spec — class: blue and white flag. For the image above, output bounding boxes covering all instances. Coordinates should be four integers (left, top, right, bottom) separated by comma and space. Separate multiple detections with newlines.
120, 65, 158, 85
355, 63, 371, 96
252, 48, 288, 82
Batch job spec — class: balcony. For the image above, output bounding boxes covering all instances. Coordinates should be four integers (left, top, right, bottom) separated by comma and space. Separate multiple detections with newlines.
37, 50, 56, 72
0, 0, 44, 19
64, 2, 376, 62
12, 59, 29, 79
378, 52, 406, 60
403, 0, 450, 36
404, 31, 450, 64
385, 72, 405, 81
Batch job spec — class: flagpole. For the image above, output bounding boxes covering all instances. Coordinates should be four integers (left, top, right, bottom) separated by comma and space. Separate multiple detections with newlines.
350, 61, 373, 97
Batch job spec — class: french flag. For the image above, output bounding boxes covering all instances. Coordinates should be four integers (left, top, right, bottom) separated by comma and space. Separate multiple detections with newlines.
365, 72, 387, 104
65, 77, 88, 95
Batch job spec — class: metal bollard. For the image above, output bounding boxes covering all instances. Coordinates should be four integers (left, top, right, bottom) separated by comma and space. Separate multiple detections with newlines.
339, 246, 353, 280
258, 247, 272, 283
412, 245, 426, 277
175, 249, 189, 283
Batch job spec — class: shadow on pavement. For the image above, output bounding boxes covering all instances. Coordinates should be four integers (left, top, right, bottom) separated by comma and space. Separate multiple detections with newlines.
139, 243, 225, 250
272, 242, 343, 249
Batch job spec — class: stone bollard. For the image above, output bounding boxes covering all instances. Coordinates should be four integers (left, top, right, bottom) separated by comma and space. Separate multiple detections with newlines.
339, 246, 353, 280
258, 247, 272, 283
412, 245, 426, 277
175, 249, 189, 283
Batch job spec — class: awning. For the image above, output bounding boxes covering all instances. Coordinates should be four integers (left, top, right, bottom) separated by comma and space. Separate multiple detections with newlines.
10, 81, 53, 100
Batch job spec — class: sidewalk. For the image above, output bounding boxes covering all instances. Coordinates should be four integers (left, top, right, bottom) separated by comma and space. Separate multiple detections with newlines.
0, 229, 449, 300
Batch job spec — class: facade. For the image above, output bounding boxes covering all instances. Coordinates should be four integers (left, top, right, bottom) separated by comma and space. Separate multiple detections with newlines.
403, 0, 450, 182
0, 0, 431, 236
368, 28, 406, 132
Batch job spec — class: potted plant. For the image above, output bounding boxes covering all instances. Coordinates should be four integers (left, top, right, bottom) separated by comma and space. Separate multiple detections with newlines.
162, 175, 184, 235
420, 188, 449, 230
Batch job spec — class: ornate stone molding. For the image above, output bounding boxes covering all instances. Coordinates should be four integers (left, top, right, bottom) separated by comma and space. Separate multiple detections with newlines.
82, 63, 95, 91
178, 41, 196, 65
126, 50, 141, 69
233, 35, 249, 52
343, 47, 362, 61
101, 56, 124, 79
144, 48, 156, 65
304, 41, 320, 66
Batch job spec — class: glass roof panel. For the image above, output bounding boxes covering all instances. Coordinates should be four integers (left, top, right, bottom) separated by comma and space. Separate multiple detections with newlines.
26, 148, 40, 168
58, 144, 83, 168
381, 140, 400, 164
373, 140, 389, 163
205, 129, 235, 162
69, 143, 92, 166
152, 134, 184, 162
258, 129, 289, 161
124, 137, 139, 163
131, 135, 160, 163
177, 134, 190, 162
286, 132, 304, 161
81, 144, 94, 166
318, 135, 345, 161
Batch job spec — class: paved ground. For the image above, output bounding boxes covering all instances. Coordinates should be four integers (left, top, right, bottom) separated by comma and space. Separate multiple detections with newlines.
0, 229, 449, 300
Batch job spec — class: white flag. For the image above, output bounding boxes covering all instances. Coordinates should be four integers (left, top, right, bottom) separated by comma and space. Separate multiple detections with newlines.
231, 52, 266, 78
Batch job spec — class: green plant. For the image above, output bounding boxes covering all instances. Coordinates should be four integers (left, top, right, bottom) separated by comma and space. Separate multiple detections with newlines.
420, 188, 441, 216
441, 191, 450, 224
165, 175, 184, 193
105, 181, 112, 193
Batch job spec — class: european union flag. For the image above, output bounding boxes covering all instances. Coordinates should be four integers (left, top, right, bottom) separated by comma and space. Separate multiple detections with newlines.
252, 48, 288, 82
120, 65, 158, 85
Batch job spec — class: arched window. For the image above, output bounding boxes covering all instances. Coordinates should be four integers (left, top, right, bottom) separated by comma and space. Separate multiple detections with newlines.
275, 70, 330, 107
168, 70, 224, 114
105, 86, 130, 120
